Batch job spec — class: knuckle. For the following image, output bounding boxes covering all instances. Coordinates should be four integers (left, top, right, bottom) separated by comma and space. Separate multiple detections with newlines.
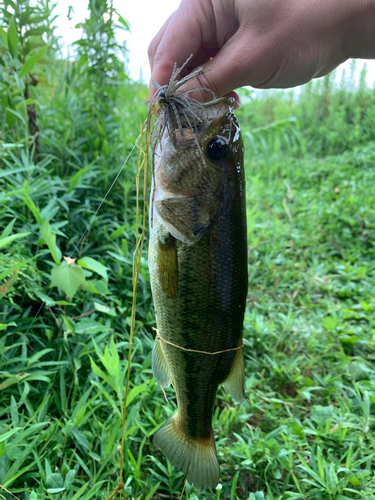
152, 58, 179, 87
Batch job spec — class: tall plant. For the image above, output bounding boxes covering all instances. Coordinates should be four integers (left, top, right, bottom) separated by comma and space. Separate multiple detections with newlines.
0, 0, 57, 158
71, 0, 130, 161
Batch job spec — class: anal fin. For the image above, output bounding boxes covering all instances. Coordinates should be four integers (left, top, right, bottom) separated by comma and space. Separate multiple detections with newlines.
152, 336, 172, 387
221, 346, 245, 402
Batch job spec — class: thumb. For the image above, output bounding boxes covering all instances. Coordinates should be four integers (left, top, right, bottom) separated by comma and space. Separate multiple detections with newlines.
176, 32, 250, 105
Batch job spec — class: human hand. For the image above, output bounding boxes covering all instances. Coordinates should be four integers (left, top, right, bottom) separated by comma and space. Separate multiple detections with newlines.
148, 0, 375, 105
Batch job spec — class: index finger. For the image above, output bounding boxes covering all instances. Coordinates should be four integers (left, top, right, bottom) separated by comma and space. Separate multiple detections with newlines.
148, 1, 213, 98
148, 13, 174, 74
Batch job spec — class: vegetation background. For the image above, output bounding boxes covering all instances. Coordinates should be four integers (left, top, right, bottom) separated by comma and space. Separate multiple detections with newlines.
1, 1, 375, 499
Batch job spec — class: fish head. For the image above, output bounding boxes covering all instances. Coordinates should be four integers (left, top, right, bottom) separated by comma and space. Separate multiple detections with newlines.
152, 97, 243, 244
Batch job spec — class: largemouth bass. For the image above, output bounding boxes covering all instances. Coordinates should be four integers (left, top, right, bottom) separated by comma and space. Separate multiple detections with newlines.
149, 96, 248, 489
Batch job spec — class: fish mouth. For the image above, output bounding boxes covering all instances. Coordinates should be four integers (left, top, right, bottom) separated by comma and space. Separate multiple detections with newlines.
151, 96, 236, 243
174, 97, 235, 144
153, 96, 235, 197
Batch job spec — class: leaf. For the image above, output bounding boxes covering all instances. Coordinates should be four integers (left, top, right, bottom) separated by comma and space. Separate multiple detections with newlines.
0, 322, 17, 331
0, 232, 30, 249
0, 373, 29, 391
94, 302, 116, 316
90, 357, 116, 390
64, 469, 76, 489
51, 264, 86, 299
27, 348, 54, 367
0, 166, 35, 178
67, 165, 91, 193
145, 482, 161, 500
71, 428, 90, 450
117, 14, 130, 31
7, 16, 19, 59
0, 427, 22, 443
1, 219, 16, 239
24, 27, 46, 38
23, 98, 36, 105
33, 291, 57, 306
78, 256, 108, 281
323, 316, 337, 331
22, 193, 42, 224
46, 473, 64, 489
41, 218, 61, 264
19, 46, 47, 78
61, 315, 75, 334
83, 279, 110, 296
80, 481, 105, 500
5, 107, 25, 124
0, 259, 32, 281
9, 423, 48, 449
109, 224, 129, 239
10, 396, 19, 425
75, 319, 108, 335
126, 380, 149, 407
70, 482, 89, 500
0, 26, 7, 49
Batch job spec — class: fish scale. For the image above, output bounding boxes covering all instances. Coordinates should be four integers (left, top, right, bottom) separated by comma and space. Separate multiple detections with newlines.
149, 96, 247, 490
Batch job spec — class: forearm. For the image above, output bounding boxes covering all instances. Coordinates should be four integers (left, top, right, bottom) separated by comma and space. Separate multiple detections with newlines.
345, 0, 375, 58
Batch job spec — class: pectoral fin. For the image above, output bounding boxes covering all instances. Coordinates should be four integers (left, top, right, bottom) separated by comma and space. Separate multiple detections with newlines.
152, 336, 172, 387
157, 233, 178, 298
221, 347, 245, 402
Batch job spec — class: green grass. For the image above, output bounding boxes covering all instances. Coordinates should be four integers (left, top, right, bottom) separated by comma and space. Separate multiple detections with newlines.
2, 140, 375, 500
1, 1, 375, 499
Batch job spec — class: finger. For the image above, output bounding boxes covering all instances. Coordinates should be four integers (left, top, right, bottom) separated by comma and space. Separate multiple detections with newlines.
179, 45, 218, 78
224, 91, 241, 109
177, 30, 254, 101
148, 13, 174, 73
149, 1, 214, 98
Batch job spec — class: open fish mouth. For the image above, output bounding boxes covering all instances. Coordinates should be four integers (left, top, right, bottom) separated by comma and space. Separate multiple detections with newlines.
152, 97, 234, 197
148, 54, 236, 156
155, 96, 236, 152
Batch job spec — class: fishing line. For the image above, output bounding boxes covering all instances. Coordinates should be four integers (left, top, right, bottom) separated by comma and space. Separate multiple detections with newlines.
156, 333, 244, 356
106, 114, 152, 500
0, 484, 21, 500
108, 95, 162, 499
3, 143, 137, 371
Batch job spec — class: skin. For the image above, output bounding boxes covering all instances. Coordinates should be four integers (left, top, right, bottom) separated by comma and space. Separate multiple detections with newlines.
148, 0, 375, 106
149, 100, 247, 467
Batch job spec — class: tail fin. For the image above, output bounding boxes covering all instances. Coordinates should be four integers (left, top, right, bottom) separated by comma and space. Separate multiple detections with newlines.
153, 414, 219, 489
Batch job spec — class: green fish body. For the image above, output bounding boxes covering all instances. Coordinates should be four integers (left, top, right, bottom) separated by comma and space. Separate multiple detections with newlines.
149, 98, 247, 489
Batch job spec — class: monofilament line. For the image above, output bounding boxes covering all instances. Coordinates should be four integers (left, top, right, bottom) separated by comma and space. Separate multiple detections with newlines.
156, 334, 244, 355
4, 143, 137, 371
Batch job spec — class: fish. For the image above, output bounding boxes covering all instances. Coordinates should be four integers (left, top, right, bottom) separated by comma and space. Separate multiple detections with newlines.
148, 92, 248, 490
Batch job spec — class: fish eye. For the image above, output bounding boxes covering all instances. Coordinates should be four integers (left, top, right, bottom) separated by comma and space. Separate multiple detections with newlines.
159, 90, 166, 99
206, 137, 228, 160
